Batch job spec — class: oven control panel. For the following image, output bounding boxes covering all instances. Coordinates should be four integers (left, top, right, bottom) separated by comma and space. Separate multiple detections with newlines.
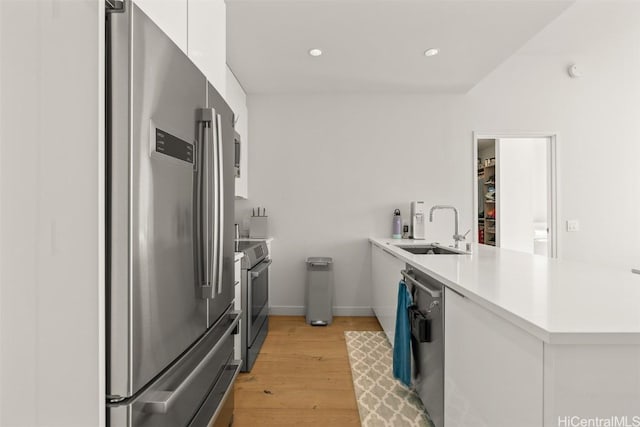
252, 245, 264, 260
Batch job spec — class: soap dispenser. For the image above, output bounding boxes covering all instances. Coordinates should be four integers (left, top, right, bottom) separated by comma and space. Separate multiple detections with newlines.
411, 201, 426, 239
392, 209, 402, 239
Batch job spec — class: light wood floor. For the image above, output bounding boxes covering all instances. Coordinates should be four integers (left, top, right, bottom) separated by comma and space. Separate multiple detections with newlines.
233, 316, 382, 426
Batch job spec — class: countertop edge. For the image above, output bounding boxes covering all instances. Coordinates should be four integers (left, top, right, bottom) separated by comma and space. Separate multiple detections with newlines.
369, 237, 640, 345
236, 237, 274, 243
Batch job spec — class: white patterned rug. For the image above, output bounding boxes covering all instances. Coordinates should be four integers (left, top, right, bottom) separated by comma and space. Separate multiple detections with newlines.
345, 331, 433, 427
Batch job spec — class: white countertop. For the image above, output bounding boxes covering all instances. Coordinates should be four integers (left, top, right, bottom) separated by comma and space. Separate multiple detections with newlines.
370, 237, 640, 344
236, 237, 274, 244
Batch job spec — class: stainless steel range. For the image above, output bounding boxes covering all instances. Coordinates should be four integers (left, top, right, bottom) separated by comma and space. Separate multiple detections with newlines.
236, 241, 271, 372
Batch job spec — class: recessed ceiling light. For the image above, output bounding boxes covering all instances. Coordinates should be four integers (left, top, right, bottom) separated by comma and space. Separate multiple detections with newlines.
308, 48, 323, 57
424, 48, 439, 57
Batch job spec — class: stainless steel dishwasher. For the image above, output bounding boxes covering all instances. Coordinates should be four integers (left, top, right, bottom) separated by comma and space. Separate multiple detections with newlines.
401, 266, 444, 427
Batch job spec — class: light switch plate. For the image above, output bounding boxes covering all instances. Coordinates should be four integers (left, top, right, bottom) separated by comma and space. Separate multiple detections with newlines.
566, 220, 580, 232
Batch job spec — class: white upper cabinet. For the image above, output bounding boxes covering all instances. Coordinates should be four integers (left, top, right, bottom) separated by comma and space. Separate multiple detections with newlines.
134, 0, 226, 93
226, 67, 249, 199
135, 0, 188, 52
187, 0, 226, 95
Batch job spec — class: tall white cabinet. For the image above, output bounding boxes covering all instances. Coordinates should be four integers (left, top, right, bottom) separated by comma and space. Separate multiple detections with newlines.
1, 1, 105, 426
226, 67, 249, 199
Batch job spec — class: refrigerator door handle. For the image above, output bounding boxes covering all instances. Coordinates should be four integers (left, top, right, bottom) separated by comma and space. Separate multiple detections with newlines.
194, 122, 207, 295
215, 113, 224, 295
197, 108, 216, 299
209, 108, 219, 299
140, 310, 241, 414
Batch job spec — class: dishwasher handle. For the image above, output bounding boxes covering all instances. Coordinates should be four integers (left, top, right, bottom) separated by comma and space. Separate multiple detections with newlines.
250, 259, 272, 278
401, 269, 441, 299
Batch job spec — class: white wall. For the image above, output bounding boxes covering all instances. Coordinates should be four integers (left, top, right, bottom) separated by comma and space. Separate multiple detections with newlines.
531, 141, 548, 224
236, 94, 471, 314
0, 1, 104, 426
239, 1, 640, 314
497, 138, 548, 254
467, 2, 640, 269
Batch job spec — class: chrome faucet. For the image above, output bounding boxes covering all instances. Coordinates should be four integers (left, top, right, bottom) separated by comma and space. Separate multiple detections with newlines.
429, 205, 468, 247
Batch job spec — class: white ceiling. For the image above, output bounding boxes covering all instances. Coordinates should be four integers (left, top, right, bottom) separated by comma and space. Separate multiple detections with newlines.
226, 0, 574, 94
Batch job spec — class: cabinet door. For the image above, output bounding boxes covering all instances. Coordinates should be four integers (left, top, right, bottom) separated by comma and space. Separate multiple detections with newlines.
371, 245, 405, 345
188, 0, 226, 93
543, 344, 640, 426
444, 288, 543, 427
234, 258, 242, 360
135, 0, 187, 52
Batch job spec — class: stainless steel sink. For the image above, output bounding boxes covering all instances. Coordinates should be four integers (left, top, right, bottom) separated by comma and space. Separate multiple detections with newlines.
395, 244, 465, 255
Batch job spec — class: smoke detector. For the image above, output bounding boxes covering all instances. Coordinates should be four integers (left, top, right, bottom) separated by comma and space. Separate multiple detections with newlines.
568, 64, 581, 78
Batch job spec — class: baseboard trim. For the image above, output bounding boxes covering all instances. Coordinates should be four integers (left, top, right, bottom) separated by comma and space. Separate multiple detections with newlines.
334, 306, 374, 316
269, 306, 374, 317
269, 306, 305, 316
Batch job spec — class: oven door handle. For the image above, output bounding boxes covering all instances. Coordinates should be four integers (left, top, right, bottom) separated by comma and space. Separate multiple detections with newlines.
250, 259, 272, 278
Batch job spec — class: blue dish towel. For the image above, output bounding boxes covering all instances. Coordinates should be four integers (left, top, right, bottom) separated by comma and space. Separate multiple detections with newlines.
393, 280, 412, 387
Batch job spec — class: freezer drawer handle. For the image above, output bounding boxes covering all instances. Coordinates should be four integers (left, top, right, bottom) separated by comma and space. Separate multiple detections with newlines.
400, 269, 441, 299
141, 310, 241, 414
195, 360, 242, 427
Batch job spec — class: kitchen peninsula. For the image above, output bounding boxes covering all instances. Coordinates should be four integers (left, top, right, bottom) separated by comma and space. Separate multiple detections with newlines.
370, 238, 640, 427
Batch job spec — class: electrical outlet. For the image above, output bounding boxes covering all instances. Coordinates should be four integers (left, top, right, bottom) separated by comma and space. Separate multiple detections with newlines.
566, 220, 580, 232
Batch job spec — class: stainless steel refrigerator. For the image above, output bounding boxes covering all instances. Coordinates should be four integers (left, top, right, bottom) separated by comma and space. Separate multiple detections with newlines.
106, 2, 239, 426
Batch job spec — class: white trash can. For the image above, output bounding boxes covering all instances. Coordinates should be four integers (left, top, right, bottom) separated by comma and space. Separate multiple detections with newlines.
305, 257, 334, 326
